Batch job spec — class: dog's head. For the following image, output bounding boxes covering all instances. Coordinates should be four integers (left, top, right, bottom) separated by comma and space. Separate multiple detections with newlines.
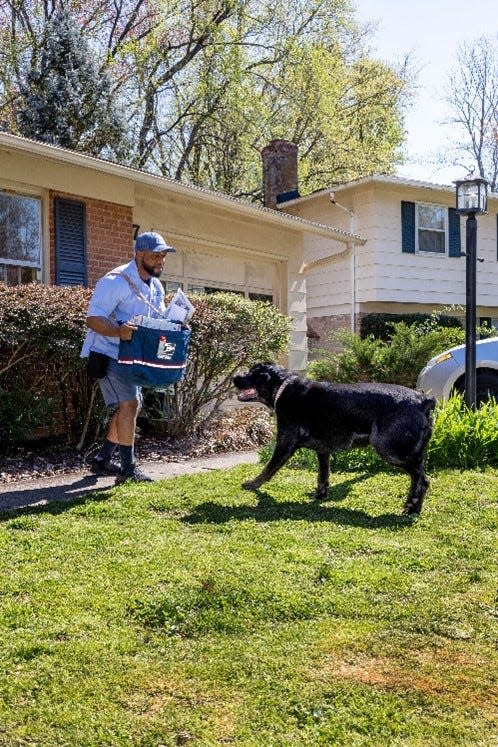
233, 362, 290, 408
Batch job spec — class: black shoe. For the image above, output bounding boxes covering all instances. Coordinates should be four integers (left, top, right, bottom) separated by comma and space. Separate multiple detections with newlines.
115, 464, 153, 485
89, 457, 120, 476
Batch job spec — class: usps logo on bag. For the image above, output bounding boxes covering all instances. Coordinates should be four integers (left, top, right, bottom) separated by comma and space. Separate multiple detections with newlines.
156, 335, 176, 360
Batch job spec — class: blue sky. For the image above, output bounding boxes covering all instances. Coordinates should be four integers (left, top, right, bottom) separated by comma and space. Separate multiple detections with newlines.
354, 0, 497, 185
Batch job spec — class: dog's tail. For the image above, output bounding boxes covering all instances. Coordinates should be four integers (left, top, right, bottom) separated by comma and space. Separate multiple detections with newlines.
422, 395, 436, 418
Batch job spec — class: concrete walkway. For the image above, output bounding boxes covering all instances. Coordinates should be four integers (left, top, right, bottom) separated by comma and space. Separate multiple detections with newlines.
0, 451, 260, 512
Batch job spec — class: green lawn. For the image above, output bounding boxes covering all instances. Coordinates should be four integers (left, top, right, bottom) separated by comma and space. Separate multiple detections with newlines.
0, 464, 497, 746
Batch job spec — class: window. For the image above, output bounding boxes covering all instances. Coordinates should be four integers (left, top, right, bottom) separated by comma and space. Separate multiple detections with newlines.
0, 191, 42, 284
249, 292, 273, 303
186, 284, 274, 303
416, 203, 447, 254
401, 201, 461, 257
163, 280, 183, 293
188, 283, 244, 296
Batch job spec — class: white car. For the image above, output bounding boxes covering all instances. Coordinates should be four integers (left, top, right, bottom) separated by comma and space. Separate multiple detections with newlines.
417, 336, 498, 402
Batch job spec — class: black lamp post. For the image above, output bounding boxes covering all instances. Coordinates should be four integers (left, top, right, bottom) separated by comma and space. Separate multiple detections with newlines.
454, 176, 489, 407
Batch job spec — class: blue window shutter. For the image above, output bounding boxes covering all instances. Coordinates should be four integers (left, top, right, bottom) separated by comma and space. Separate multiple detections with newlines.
448, 208, 461, 257
55, 197, 87, 286
401, 201, 415, 253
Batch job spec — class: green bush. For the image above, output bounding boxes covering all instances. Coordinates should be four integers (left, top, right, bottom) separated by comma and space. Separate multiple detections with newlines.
0, 389, 57, 445
427, 394, 498, 469
0, 283, 102, 451
360, 311, 463, 340
0, 286, 291, 450
308, 321, 464, 388
260, 393, 498, 473
142, 292, 291, 438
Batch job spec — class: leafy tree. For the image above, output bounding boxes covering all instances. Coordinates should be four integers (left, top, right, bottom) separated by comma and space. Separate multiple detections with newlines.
151, 4, 408, 198
445, 35, 498, 191
15, 8, 128, 158
1, 0, 410, 198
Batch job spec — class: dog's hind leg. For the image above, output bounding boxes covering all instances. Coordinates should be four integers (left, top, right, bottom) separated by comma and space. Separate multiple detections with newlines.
371, 414, 432, 515
312, 449, 330, 500
242, 432, 299, 491
402, 461, 429, 515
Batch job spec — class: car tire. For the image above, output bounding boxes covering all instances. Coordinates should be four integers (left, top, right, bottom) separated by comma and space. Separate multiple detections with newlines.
476, 371, 498, 404
455, 370, 498, 404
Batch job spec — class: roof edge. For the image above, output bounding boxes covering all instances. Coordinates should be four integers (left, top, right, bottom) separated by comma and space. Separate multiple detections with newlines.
0, 132, 364, 244
278, 173, 498, 206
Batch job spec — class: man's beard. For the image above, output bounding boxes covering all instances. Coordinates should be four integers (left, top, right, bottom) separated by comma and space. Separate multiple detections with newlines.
141, 258, 163, 277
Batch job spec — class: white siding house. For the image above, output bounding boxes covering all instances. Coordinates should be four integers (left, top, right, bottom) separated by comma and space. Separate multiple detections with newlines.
279, 175, 498, 349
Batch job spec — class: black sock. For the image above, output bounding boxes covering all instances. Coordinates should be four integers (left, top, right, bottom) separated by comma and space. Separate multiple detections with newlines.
119, 445, 135, 473
96, 439, 117, 462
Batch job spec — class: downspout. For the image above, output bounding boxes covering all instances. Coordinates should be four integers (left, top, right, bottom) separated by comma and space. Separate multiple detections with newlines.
329, 193, 356, 332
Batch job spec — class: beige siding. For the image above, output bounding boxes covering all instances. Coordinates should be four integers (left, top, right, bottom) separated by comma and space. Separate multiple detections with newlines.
1, 135, 318, 370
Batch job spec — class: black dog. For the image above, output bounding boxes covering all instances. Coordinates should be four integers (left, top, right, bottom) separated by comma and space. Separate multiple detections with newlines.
233, 363, 435, 515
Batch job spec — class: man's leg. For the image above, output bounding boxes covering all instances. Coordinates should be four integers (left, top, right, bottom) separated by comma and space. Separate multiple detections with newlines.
115, 399, 140, 476
90, 410, 120, 475
91, 359, 152, 483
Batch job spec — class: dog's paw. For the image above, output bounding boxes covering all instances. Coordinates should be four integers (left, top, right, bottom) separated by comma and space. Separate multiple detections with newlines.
242, 479, 261, 491
402, 502, 421, 516
312, 488, 329, 501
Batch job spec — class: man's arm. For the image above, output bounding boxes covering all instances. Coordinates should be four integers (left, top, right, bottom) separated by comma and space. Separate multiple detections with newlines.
86, 316, 136, 341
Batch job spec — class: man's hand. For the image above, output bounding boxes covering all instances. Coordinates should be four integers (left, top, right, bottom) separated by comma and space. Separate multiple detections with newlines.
87, 315, 137, 339
118, 321, 137, 341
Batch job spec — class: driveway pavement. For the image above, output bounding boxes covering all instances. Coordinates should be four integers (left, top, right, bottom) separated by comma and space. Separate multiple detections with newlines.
0, 451, 260, 512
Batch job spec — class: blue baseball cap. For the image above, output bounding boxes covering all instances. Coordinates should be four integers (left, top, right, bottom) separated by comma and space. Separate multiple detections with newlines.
134, 231, 176, 253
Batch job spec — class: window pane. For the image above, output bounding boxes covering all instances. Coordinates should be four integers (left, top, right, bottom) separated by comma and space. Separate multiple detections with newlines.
417, 204, 445, 231
20, 266, 39, 283
0, 192, 41, 266
419, 229, 445, 253
187, 284, 244, 296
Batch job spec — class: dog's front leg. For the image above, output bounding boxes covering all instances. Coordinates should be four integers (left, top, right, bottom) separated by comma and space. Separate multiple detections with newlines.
242, 432, 299, 491
312, 449, 330, 500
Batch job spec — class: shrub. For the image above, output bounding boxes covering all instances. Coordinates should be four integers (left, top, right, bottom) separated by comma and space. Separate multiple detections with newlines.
360, 311, 463, 340
0, 283, 102, 451
426, 394, 498, 470
0, 286, 291, 450
308, 321, 464, 388
141, 293, 291, 438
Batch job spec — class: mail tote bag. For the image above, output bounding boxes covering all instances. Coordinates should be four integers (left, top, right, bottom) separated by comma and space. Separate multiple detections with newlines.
118, 325, 191, 387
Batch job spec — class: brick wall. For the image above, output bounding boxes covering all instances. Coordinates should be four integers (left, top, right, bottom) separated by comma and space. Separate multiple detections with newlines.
307, 314, 358, 355
49, 191, 134, 287
261, 139, 299, 209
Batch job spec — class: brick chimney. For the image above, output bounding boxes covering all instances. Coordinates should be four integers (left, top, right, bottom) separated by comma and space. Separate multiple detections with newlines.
261, 139, 299, 209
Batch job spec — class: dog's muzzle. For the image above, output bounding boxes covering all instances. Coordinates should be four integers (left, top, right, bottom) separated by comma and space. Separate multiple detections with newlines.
236, 387, 258, 402
233, 374, 259, 402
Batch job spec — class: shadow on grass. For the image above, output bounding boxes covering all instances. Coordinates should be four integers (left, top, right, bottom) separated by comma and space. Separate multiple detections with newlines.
183, 480, 414, 531
0, 476, 114, 520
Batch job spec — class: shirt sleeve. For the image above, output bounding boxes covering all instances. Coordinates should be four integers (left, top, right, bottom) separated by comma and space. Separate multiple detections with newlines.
87, 274, 129, 318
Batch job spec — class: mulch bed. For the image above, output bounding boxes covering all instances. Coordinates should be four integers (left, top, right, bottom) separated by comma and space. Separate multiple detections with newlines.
0, 407, 274, 484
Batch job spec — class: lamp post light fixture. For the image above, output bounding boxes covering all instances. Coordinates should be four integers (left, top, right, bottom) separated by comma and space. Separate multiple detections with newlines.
454, 176, 489, 408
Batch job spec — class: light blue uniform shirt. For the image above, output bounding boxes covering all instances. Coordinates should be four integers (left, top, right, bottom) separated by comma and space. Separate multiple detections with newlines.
81, 259, 166, 360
